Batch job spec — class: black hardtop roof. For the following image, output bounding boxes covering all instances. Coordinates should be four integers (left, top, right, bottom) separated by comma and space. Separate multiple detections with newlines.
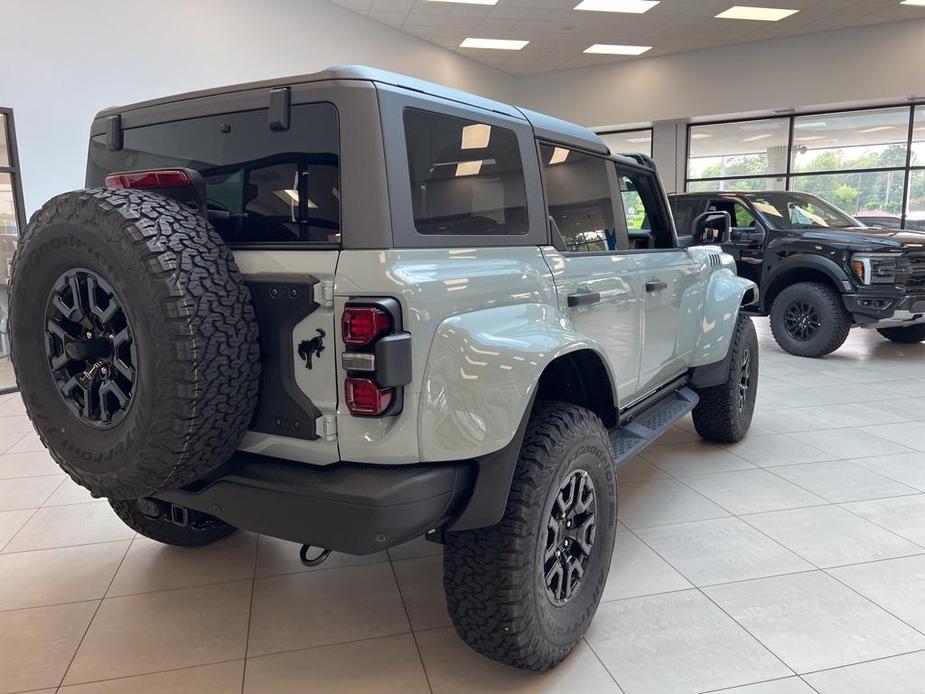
95, 65, 609, 156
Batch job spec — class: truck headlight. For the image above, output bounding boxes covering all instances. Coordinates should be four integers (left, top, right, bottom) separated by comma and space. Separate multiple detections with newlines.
851, 253, 900, 285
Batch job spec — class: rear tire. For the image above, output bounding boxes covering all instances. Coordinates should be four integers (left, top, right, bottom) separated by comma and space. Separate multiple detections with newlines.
443, 402, 617, 671
109, 498, 236, 547
877, 324, 925, 344
769, 281, 850, 357
692, 314, 758, 443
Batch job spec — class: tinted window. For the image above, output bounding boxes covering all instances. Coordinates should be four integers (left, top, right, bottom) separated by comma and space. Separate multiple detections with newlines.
539, 144, 617, 252
670, 197, 702, 238
708, 200, 757, 228
87, 103, 340, 245
617, 169, 674, 249
403, 109, 527, 236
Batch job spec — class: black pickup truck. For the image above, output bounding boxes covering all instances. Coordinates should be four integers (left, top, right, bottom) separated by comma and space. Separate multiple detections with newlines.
670, 190, 925, 357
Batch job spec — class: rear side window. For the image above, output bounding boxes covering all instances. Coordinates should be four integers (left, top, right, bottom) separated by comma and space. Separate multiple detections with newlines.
539, 144, 617, 252
87, 103, 340, 246
403, 109, 528, 236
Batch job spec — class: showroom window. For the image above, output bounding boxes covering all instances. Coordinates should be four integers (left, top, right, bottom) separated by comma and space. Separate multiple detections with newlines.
403, 109, 528, 236
598, 128, 653, 158
687, 118, 789, 192
686, 104, 925, 229
0, 109, 24, 393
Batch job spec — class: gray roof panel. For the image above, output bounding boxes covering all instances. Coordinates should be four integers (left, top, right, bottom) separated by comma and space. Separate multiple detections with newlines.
94, 65, 607, 154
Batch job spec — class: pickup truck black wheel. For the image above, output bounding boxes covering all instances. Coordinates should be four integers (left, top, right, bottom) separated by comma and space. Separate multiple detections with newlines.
692, 314, 758, 443
443, 402, 617, 671
877, 324, 925, 344
769, 281, 851, 357
9, 188, 260, 500
110, 498, 236, 546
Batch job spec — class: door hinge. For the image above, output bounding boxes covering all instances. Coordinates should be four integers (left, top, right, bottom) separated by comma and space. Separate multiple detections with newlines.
316, 413, 337, 441
318, 281, 335, 307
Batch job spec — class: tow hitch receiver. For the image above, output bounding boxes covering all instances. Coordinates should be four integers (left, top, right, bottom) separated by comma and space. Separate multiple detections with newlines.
299, 544, 332, 567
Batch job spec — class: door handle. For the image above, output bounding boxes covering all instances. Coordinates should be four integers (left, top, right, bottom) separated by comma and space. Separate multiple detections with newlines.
567, 291, 601, 307
645, 280, 668, 293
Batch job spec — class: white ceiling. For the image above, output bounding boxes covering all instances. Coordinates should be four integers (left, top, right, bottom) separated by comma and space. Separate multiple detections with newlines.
330, 0, 924, 75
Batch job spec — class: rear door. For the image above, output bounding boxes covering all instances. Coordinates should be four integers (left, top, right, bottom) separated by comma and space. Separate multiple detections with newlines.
616, 166, 706, 397
538, 143, 643, 402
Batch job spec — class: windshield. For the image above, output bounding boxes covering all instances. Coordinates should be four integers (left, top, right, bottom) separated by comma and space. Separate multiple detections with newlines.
748, 193, 864, 230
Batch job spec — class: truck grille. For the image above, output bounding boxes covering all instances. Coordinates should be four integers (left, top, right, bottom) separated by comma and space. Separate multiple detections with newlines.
906, 254, 925, 289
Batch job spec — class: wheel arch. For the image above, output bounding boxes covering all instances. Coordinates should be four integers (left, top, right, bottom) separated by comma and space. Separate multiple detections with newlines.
762, 255, 851, 312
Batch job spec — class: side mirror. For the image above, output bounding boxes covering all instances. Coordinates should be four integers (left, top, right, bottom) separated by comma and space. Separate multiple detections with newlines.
692, 210, 732, 245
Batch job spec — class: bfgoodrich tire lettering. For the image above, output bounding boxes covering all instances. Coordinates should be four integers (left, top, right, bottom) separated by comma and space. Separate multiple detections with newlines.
443, 402, 617, 671
9, 188, 260, 500
692, 313, 758, 443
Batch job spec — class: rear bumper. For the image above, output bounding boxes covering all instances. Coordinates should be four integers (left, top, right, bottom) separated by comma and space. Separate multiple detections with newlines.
158, 453, 475, 555
844, 293, 925, 326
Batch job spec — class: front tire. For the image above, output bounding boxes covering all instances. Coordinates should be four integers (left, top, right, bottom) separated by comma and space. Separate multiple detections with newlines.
877, 324, 925, 344
693, 314, 758, 443
109, 498, 236, 547
443, 402, 617, 671
769, 281, 851, 357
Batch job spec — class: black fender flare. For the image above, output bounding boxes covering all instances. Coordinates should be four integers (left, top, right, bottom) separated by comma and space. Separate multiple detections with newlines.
761, 254, 852, 311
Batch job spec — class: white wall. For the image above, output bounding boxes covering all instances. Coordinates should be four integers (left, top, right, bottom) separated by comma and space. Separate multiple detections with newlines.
513, 20, 925, 129
1, 0, 512, 214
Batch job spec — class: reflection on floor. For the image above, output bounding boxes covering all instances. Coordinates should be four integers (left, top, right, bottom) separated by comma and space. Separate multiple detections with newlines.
1, 318, 925, 693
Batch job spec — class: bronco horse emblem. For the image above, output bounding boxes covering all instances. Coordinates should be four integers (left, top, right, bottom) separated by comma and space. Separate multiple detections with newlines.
298, 329, 326, 369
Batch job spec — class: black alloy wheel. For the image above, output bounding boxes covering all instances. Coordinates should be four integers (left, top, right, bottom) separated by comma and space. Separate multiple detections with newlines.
543, 469, 596, 606
783, 299, 821, 342
44, 268, 137, 428
737, 344, 752, 413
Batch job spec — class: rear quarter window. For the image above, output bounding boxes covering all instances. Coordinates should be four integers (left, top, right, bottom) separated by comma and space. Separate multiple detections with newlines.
87, 103, 340, 246
403, 108, 528, 236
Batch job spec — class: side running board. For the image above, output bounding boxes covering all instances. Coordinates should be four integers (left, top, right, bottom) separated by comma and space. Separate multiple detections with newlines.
610, 386, 699, 466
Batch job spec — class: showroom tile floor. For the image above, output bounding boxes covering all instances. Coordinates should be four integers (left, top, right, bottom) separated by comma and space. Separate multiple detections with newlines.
2, 318, 925, 693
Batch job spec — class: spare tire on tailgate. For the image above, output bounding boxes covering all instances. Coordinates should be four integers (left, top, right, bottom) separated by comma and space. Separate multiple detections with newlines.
9, 188, 261, 500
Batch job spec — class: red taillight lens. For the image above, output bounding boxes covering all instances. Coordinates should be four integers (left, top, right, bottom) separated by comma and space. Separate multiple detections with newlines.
345, 378, 393, 416
105, 169, 192, 189
342, 307, 391, 346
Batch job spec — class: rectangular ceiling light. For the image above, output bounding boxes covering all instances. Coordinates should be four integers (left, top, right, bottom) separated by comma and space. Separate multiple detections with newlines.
901, 0, 925, 6
627, 136, 652, 143
460, 37, 529, 50
858, 126, 895, 134
794, 136, 825, 142
456, 160, 484, 176
742, 133, 774, 142
584, 43, 652, 55
427, 0, 498, 4
461, 124, 492, 149
574, 0, 659, 13
690, 133, 713, 140
716, 5, 799, 21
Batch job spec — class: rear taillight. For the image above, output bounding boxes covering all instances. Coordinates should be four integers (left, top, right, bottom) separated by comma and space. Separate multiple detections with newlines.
345, 378, 393, 416
105, 169, 192, 189
342, 306, 391, 346
341, 299, 409, 417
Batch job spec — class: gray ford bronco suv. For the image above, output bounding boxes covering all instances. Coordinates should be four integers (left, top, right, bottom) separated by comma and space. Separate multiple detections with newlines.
10, 66, 758, 670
